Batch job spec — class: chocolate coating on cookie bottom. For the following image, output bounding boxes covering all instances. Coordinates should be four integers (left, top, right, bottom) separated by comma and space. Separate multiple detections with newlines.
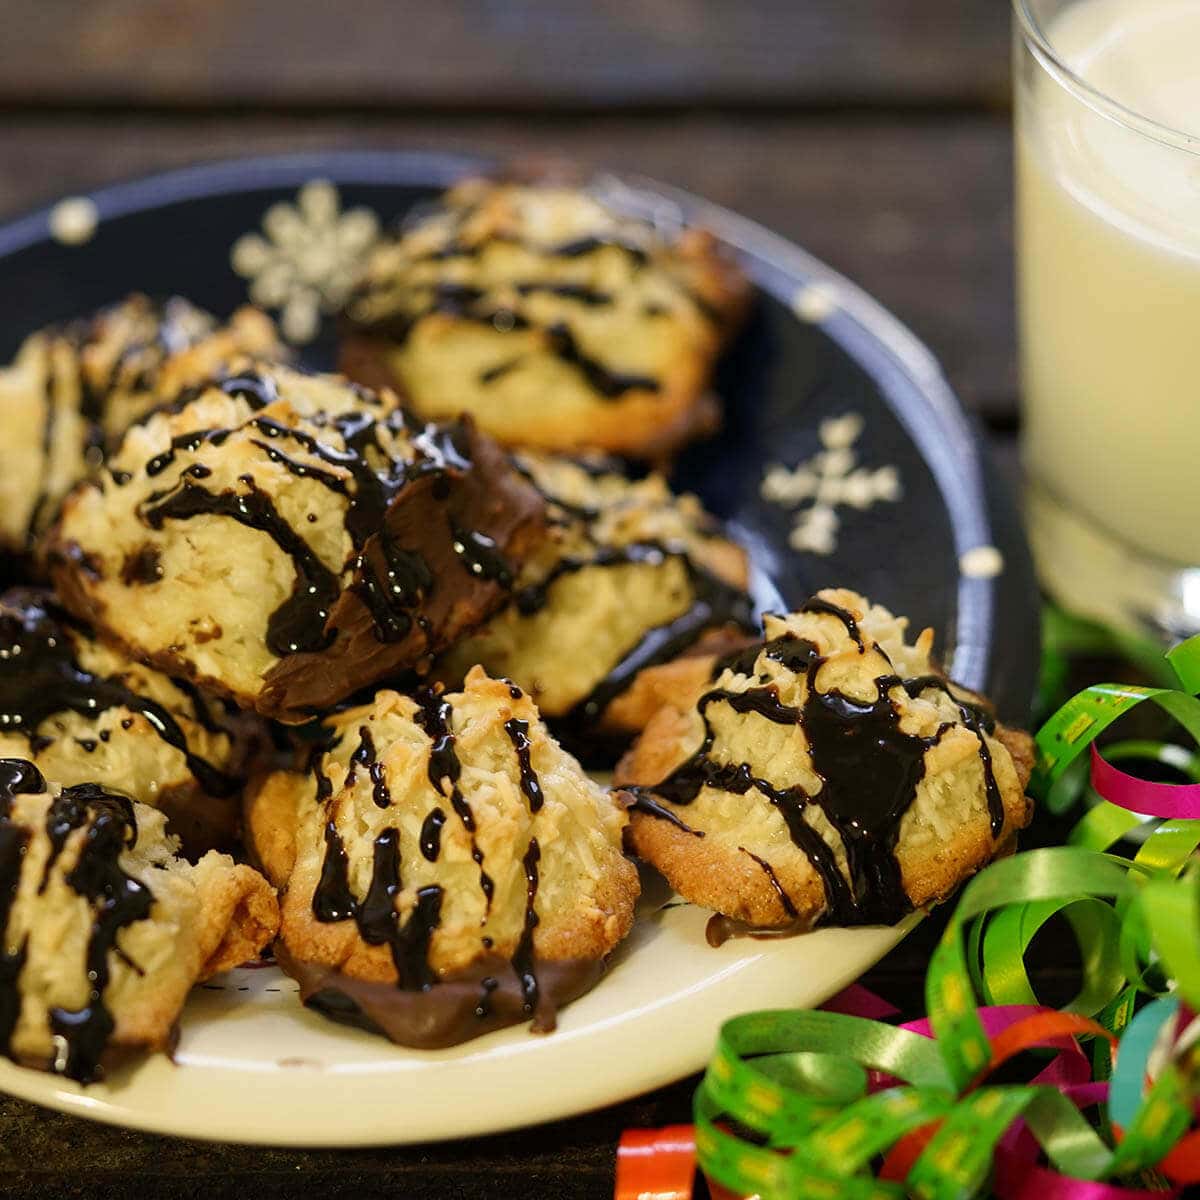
275, 942, 603, 1049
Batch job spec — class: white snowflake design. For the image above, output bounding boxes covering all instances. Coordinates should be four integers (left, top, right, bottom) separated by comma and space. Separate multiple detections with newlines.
760, 413, 902, 555
231, 179, 381, 344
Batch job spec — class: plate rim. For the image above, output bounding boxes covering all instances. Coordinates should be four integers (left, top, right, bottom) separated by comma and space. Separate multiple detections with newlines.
0, 915, 921, 1148
0, 149, 1038, 1145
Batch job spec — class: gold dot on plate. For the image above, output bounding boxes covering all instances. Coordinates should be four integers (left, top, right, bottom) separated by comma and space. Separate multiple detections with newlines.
960, 545, 1005, 578
48, 196, 99, 246
791, 282, 839, 324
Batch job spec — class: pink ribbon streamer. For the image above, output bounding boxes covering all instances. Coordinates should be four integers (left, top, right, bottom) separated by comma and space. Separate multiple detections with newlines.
839, 1000, 1094, 1093
994, 1152, 1180, 1200
1091, 745, 1200, 819
820, 984, 900, 1020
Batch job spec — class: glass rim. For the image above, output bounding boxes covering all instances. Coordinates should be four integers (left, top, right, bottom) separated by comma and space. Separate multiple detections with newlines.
1013, 0, 1200, 157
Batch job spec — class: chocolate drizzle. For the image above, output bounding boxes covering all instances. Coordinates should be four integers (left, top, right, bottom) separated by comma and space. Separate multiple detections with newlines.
740, 847, 798, 919
249, 437, 349, 493
632, 666, 854, 923
348, 237, 667, 401
392, 886, 443, 991
170, 678, 226, 736
27, 358, 60, 546
0, 759, 46, 799
45, 784, 154, 1083
561, 548, 755, 732
312, 691, 495, 980
550, 235, 649, 264
143, 427, 231, 479
419, 808, 446, 861
512, 838, 541, 1016
411, 692, 494, 909
479, 359, 521, 385
17, 298, 265, 543
625, 791, 703, 836
349, 285, 522, 347
513, 544, 670, 616
306, 689, 562, 1015
543, 323, 659, 399
803, 678, 943, 923
902, 675, 1004, 835
311, 815, 443, 992
451, 524, 513, 587
703, 685, 799, 725
222, 368, 279, 406
129, 370, 518, 658
308, 739, 336, 803
352, 535, 435, 645
0, 760, 40, 1062
347, 725, 392, 810
0, 591, 237, 797
312, 820, 356, 923
508, 538, 755, 733
635, 607, 1010, 927
515, 281, 612, 306
712, 641, 770, 679
799, 596, 864, 650
503, 719, 543, 813
142, 480, 340, 658
355, 828, 401, 946
712, 631, 833, 681
42, 781, 123, 890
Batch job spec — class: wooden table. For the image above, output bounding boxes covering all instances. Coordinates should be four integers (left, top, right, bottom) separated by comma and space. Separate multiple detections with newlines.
0, 3, 1024, 1195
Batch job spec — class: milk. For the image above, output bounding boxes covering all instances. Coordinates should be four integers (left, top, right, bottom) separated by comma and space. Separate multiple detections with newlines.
1016, 0, 1200, 565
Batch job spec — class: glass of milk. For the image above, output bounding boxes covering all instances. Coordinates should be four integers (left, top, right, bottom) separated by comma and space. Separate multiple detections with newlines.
1015, 0, 1200, 639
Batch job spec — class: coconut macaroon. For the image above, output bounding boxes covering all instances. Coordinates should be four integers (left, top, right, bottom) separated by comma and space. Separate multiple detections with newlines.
615, 589, 1034, 933
339, 179, 751, 459
0, 294, 281, 556
43, 363, 547, 722
0, 758, 278, 1084
246, 668, 638, 1048
437, 452, 754, 741
0, 589, 255, 854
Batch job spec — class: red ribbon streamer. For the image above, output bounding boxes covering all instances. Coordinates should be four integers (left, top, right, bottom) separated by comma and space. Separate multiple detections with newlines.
614, 1125, 696, 1200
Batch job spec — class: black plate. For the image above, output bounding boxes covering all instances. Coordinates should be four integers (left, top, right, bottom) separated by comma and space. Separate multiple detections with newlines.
0, 150, 1039, 721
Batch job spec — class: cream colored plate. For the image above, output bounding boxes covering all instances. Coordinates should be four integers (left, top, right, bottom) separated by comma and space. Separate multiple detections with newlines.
0, 881, 918, 1146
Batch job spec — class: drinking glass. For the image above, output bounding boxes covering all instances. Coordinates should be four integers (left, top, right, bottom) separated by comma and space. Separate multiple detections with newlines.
1014, 0, 1200, 639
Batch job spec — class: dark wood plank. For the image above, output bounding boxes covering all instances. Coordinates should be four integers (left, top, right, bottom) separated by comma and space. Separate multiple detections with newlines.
0, 1, 1011, 109
0, 1079, 695, 1199
0, 113, 1017, 421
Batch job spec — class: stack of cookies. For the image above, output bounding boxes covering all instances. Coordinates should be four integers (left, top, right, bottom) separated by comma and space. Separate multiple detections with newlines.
0, 180, 1031, 1084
